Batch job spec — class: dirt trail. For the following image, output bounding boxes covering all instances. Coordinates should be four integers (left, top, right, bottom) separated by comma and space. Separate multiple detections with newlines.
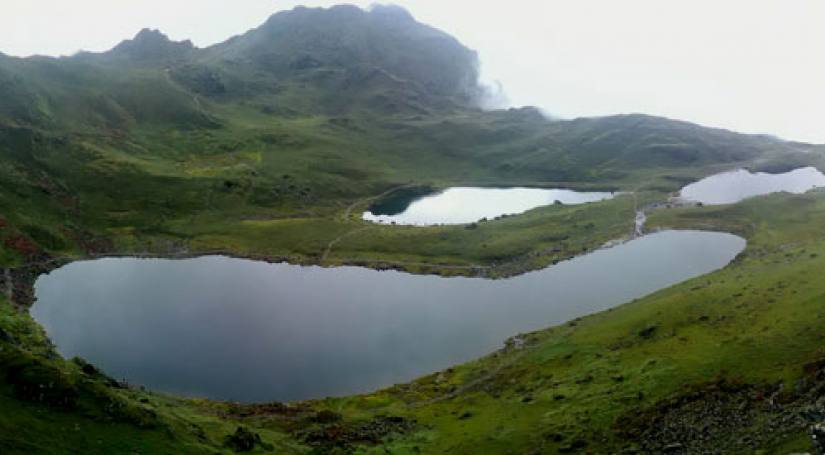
323, 184, 416, 262
321, 227, 368, 262
342, 184, 415, 222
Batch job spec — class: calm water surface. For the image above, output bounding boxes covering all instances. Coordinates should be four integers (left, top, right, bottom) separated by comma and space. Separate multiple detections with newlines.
680, 167, 825, 205
363, 187, 614, 225
32, 230, 744, 402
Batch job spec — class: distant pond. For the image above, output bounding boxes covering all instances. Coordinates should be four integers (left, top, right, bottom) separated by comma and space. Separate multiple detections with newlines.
679, 167, 825, 205
362, 186, 615, 225
32, 230, 744, 402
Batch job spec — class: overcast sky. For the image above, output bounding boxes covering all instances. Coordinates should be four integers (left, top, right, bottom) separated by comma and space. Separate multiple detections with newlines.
2, 0, 823, 143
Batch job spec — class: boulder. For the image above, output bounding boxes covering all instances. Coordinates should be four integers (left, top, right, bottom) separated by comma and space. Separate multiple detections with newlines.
812, 423, 825, 455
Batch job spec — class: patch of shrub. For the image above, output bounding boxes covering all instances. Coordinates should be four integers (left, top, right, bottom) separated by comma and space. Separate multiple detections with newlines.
224, 426, 271, 452
310, 409, 343, 424
1, 350, 78, 409
22, 225, 66, 251
638, 324, 659, 339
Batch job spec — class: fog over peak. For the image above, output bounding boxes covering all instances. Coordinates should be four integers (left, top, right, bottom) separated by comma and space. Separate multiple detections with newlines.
1, 0, 823, 143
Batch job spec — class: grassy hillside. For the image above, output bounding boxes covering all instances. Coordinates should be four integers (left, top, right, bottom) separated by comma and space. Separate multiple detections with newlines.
325, 192, 825, 454
0, 4, 814, 272
1, 102, 814, 277
2, 4, 825, 454
4, 192, 825, 453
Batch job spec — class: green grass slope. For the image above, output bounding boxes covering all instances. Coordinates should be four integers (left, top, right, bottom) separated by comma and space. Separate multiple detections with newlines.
2, 4, 825, 454
4, 189, 825, 454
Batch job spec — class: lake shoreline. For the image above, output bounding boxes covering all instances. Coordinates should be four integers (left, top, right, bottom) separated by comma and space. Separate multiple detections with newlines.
32, 230, 746, 402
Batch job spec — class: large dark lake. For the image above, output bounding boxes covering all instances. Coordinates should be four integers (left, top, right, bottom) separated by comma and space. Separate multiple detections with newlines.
32, 230, 744, 402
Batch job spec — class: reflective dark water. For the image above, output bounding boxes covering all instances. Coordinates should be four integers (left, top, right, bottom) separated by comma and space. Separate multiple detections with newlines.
680, 167, 825, 205
363, 186, 615, 225
32, 230, 744, 402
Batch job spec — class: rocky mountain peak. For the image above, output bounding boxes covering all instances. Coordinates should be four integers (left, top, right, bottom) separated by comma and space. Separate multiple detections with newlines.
110, 28, 195, 62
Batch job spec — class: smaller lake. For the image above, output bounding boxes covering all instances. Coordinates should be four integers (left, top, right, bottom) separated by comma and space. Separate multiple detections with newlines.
680, 167, 825, 205
32, 230, 744, 403
362, 187, 615, 225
